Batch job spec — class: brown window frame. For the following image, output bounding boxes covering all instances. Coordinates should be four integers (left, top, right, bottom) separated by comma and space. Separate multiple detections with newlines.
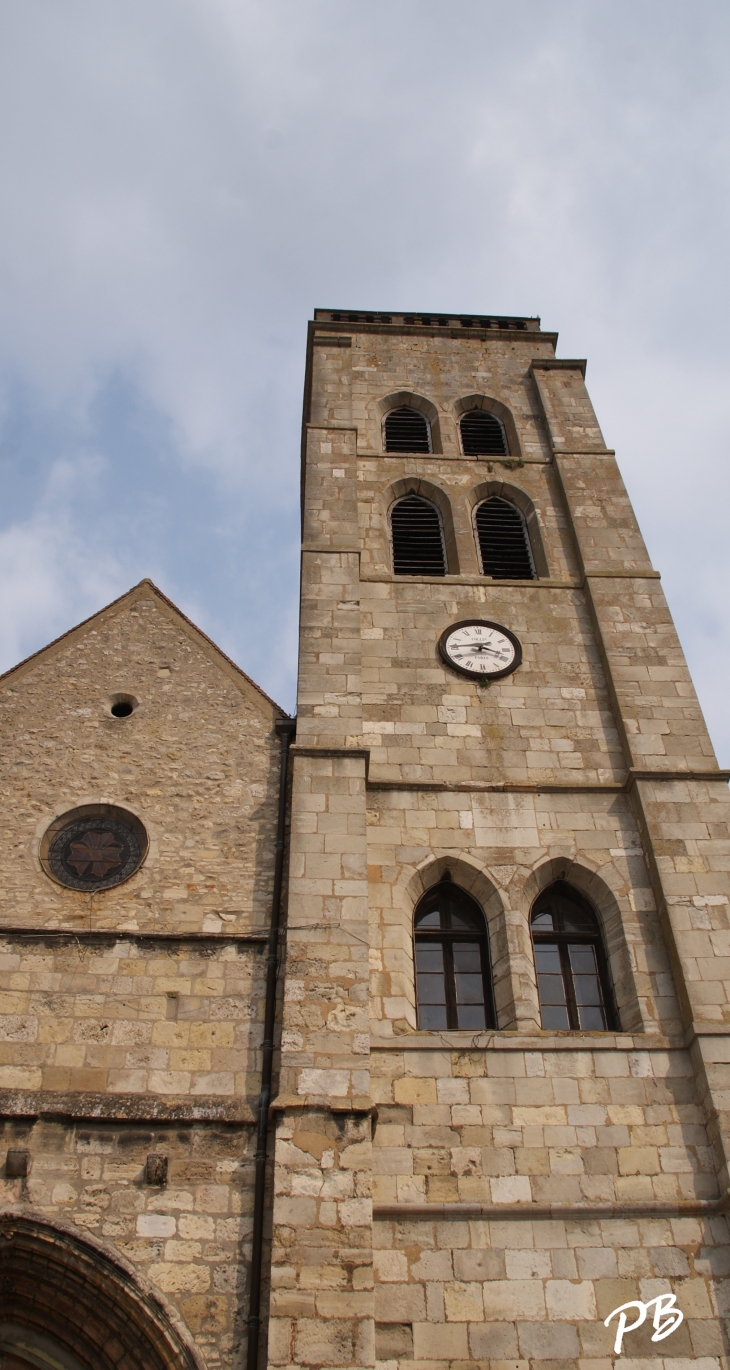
531, 881, 617, 1032
414, 877, 496, 1031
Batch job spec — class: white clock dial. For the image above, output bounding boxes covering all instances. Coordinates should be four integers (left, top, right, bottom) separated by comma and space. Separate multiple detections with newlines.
438, 620, 521, 679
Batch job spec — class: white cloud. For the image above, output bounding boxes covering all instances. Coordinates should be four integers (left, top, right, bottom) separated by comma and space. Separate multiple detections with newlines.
0, 0, 728, 742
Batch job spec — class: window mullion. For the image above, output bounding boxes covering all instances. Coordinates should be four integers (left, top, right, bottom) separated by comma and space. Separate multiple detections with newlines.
595, 945, 615, 1031
480, 937, 496, 1030
559, 939, 580, 1030
443, 940, 457, 1029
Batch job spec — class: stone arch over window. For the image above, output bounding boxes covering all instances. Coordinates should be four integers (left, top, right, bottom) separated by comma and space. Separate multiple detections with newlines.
0, 1213, 203, 1370
377, 392, 442, 454
395, 857, 516, 1030
468, 480, 549, 578
521, 858, 648, 1032
386, 478, 460, 574
453, 394, 522, 460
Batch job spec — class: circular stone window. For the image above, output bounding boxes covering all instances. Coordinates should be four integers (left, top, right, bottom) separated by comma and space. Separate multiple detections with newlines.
40, 805, 148, 892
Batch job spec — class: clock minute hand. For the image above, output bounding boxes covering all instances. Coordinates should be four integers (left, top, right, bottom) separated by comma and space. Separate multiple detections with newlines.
456, 644, 500, 657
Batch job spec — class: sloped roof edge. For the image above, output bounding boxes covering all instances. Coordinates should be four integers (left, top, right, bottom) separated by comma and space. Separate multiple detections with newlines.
0, 579, 290, 718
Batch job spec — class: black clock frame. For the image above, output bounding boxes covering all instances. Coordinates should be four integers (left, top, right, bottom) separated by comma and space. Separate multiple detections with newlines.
438, 618, 523, 681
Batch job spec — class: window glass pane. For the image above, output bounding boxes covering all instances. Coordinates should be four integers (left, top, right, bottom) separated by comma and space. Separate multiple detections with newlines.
561, 907, 595, 933
419, 1004, 448, 1029
569, 948, 603, 1007
416, 944, 445, 971
531, 910, 554, 930
569, 946, 598, 974
454, 975, 485, 1004
449, 907, 483, 931
416, 940, 446, 1009
453, 944, 485, 1012
568, 945, 607, 1029
534, 945, 561, 973
452, 944, 482, 972
457, 1003, 486, 1029
573, 976, 602, 1007
537, 974, 567, 1006
417, 974, 447, 1004
568, 948, 605, 1027
578, 1006, 606, 1030
541, 1004, 570, 1030
415, 908, 443, 929
536, 941, 567, 1026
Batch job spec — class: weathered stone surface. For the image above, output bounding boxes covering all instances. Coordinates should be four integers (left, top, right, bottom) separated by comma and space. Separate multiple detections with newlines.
288, 311, 730, 1370
3, 309, 730, 1370
0, 579, 286, 1368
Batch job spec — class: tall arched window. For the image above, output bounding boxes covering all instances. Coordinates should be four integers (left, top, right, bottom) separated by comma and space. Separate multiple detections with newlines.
384, 406, 431, 453
474, 497, 535, 579
390, 495, 447, 576
414, 876, 495, 1030
531, 882, 615, 1031
460, 409, 508, 456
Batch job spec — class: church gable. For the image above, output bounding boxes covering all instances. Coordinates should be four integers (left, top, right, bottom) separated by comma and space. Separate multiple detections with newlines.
0, 579, 285, 936
0, 581, 286, 1119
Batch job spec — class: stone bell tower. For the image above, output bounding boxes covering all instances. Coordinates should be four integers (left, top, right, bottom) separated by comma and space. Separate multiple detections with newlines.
268, 311, 730, 1370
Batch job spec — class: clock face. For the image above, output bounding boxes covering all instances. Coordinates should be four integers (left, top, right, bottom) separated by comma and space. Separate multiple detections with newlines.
438, 619, 522, 680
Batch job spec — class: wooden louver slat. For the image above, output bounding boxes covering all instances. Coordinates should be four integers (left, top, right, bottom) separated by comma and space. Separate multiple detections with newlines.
475, 497, 535, 580
391, 495, 446, 576
384, 406, 431, 453
460, 409, 508, 456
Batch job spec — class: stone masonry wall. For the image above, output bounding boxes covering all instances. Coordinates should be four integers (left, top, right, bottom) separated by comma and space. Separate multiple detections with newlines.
291, 314, 730, 1370
0, 581, 282, 936
0, 934, 264, 1104
0, 1115, 253, 1370
0, 579, 287, 1369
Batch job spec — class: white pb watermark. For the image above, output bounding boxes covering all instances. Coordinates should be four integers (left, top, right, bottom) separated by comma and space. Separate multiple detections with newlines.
604, 1294, 684, 1355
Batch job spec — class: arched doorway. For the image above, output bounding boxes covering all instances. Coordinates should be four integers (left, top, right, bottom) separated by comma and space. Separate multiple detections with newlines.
0, 1214, 203, 1370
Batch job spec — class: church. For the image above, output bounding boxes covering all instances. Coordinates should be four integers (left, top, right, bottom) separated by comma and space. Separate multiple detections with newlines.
0, 308, 728, 1370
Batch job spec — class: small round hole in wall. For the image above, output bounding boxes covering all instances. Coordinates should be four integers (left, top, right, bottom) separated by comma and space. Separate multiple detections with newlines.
109, 694, 138, 718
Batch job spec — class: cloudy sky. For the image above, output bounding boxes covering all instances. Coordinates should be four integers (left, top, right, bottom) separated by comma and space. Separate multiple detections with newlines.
1, 1, 729, 756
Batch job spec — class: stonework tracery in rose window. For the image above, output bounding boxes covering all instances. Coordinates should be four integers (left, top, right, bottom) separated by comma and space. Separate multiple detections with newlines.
40, 806, 148, 892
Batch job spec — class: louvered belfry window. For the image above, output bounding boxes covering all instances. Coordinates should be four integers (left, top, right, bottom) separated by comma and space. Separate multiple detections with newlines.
475, 497, 535, 580
391, 495, 446, 576
460, 409, 508, 456
384, 406, 431, 453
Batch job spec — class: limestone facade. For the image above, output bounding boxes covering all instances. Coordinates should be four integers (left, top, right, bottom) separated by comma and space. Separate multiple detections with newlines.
0, 581, 287, 1369
0, 309, 729, 1370
270, 311, 730, 1370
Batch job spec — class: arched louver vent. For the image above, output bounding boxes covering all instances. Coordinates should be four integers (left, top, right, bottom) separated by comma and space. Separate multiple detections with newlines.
460, 409, 508, 456
391, 495, 446, 576
475, 497, 535, 580
384, 406, 431, 453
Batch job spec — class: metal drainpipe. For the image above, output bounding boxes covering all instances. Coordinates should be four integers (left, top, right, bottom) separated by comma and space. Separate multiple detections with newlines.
247, 715, 296, 1370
